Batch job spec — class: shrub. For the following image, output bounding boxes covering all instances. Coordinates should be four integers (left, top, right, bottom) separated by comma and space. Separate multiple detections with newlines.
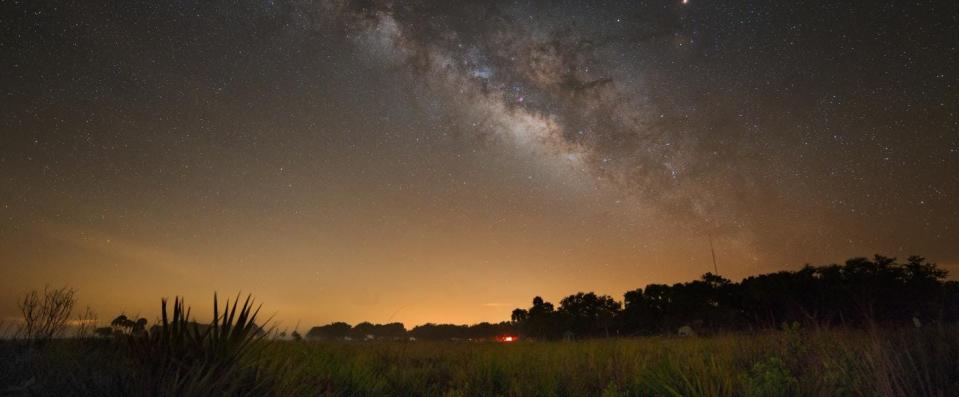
741, 357, 799, 397
18, 286, 76, 342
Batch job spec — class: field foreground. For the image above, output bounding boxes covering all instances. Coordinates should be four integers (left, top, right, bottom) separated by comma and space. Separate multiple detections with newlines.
2, 326, 958, 396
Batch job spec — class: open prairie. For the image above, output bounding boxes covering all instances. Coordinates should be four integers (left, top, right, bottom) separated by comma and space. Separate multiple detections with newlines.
3, 326, 958, 396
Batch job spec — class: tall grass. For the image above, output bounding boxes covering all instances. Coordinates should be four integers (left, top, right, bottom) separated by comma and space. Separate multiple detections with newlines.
3, 321, 959, 396
257, 327, 959, 397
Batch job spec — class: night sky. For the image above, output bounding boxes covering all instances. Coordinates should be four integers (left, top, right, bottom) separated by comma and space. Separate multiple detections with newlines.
1, 0, 957, 326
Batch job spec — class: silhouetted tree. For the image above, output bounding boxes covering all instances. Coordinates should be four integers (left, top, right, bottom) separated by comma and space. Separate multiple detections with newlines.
558, 292, 621, 337
94, 326, 114, 338
512, 254, 956, 338
306, 255, 958, 341
352, 322, 377, 338
410, 323, 469, 340
110, 314, 148, 336
376, 322, 407, 338
511, 308, 528, 324
18, 286, 76, 342
306, 322, 352, 339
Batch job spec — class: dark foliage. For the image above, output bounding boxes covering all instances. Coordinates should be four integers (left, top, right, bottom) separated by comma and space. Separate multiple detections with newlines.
119, 294, 275, 395
300, 255, 954, 340
305, 322, 353, 339
305, 321, 515, 341
509, 255, 955, 338
409, 322, 514, 340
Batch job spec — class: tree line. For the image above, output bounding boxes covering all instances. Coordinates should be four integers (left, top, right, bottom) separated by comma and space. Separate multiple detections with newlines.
14, 254, 955, 342
305, 321, 514, 340
511, 255, 958, 338
305, 255, 959, 340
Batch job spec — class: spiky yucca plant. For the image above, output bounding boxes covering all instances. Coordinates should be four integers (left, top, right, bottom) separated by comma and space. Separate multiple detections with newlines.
137, 293, 266, 366
125, 293, 273, 396
203, 293, 268, 365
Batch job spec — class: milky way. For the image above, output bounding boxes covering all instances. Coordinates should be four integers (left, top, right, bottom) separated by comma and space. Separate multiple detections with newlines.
1, 0, 957, 325
330, 2, 709, 205
319, 1, 840, 250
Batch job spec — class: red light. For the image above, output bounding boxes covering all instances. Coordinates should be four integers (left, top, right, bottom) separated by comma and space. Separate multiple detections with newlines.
498, 335, 518, 343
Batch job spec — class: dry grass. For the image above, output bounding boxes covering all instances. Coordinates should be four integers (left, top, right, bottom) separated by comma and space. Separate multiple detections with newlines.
3, 325, 957, 396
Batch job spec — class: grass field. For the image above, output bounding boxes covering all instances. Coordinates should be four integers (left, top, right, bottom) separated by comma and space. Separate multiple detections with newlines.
3, 325, 958, 396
